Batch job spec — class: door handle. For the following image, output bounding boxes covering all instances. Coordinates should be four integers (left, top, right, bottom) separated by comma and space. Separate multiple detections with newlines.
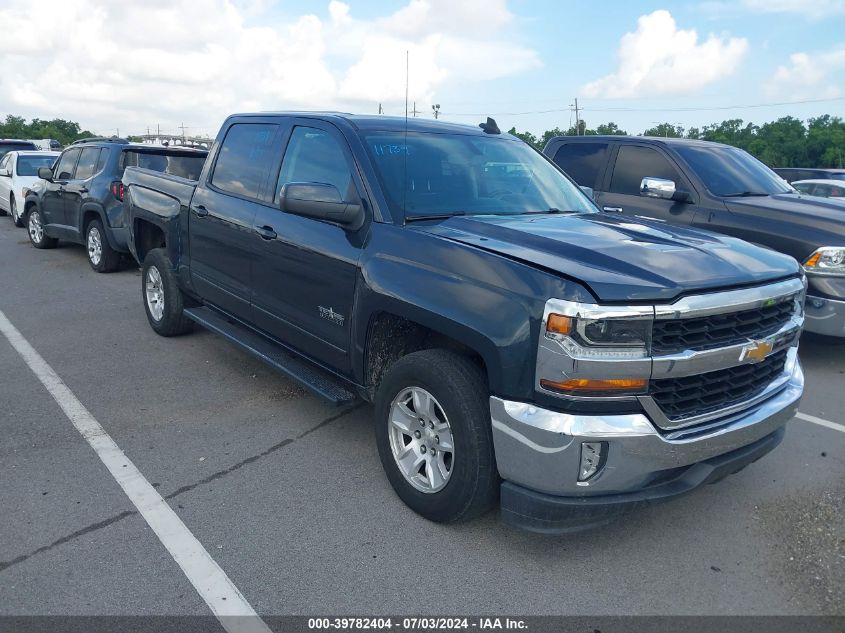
78, 187, 88, 194
602, 206, 623, 213
192, 204, 209, 217
255, 225, 277, 240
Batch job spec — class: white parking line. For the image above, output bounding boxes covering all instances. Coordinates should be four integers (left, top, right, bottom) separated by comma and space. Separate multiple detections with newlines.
797, 411, 845, 434
0, 309, 271, 633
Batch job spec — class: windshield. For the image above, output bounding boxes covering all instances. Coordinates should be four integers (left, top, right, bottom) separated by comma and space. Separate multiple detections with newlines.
675, 145, 793, 197
17, 155, 57, 176
364, 131, 596, 218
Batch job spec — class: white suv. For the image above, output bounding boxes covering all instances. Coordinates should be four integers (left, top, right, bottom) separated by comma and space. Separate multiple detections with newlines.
0, 150, 60, 227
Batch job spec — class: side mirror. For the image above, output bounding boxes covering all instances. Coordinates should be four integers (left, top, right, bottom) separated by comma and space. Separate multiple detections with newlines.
579, 185, 594, 200
280, 182, 364, 230
640, 177, 691, 203
38, 167, 53, 181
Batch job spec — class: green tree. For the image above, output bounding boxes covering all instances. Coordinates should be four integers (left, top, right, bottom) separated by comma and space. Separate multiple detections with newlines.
643, 122, 684, 138
506, 127, 539, 148
595, 122, 627, 135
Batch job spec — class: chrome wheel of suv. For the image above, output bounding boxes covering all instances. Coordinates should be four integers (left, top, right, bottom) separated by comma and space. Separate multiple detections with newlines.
145, 265, 165, 322
87, 225, 103, 266
388, 386, 455, 493
28, 210, 43, 243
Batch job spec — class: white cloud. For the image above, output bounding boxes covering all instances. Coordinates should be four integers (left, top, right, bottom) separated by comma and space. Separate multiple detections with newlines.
741, 0, 845, 18
581, 10, 748, 98
0, 0, 539, 136
765, 47, 845, 99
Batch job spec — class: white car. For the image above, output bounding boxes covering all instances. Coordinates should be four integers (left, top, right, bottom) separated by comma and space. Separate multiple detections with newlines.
0, 150, 60, 227
792, 178, 845, 200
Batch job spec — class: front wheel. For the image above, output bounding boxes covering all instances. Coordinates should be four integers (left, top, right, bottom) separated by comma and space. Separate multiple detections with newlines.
375, 349, 498, 523
10, 197, 24, 227
27, 209, 58, 249
141, 248, 194, 337
86, 218, 121, 272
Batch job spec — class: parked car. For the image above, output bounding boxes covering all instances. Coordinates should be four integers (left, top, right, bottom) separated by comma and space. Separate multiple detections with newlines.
0, 150, 60, 226
792, 179, 845, 200
23, 138, 207, 272
28, 139, 63, 151
545, 136, 845, 338
0, 139, 37, 161
773, 167, 845, 183
123, 113, 805, 533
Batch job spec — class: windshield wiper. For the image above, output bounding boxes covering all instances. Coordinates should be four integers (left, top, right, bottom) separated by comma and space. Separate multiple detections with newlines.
521, 208, 579, 215
404, 212, 464, 223
722, 191, 770, 197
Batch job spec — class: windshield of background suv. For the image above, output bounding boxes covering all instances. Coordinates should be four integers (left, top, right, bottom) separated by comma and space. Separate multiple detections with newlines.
17, 155, 57, 176
0, 144, 37, 160
675, 145, 793, 197
364, 132, 596, 218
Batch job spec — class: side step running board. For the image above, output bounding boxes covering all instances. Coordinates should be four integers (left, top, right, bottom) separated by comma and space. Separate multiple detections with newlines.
183, 307, 357, 405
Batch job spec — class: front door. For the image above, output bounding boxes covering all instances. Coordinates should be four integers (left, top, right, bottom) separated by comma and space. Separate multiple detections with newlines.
597, 144, 697, 226
189, 121, 282, 321
42, 148, 80, 227
251, 122, 364, 372
63, 147, 102, 232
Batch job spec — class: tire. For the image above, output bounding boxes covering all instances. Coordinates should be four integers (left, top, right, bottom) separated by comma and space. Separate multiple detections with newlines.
85, 218, 121, 273
10, 196, 24, 227
27, 208, 58, 249
141, 248, 194, 336
375, 349, 498, 523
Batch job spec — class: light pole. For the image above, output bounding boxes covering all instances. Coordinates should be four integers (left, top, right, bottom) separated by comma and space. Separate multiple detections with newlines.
432, 104, 440, 120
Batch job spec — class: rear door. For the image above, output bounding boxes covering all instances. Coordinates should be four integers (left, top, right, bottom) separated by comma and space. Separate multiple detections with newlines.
42, 148, 80, 227
251, 121, 365, 371
189, 120, 282, 320
598, 143, 697, 225
0, 154, 11, 211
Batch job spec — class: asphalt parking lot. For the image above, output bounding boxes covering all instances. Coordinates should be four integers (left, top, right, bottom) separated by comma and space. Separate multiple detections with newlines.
0, 218, 843, 620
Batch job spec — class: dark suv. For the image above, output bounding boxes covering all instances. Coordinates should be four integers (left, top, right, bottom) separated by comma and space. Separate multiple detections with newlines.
545, 136, 845, 338
24, 138, 207, 272
773, 167, 845, 183
0, 139, 37, 161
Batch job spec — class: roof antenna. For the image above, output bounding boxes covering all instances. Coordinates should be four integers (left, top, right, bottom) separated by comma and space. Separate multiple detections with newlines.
403, 49, 409, 224
479, 117, 500, 134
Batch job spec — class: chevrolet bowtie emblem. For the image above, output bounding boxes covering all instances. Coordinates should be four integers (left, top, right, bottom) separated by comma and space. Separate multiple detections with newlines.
741, 339, 774, 363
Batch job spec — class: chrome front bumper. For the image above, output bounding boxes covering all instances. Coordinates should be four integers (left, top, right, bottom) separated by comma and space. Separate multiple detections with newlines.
804, 294, 845, 337
490, 358, 803, 498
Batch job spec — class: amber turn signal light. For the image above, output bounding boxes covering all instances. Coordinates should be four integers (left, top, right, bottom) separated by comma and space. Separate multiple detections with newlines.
540, 377, 647, 394
804, 252, 822, 267
546, 314, 573, 335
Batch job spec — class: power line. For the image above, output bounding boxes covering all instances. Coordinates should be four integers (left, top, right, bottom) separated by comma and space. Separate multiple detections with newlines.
444, 96, 845, 117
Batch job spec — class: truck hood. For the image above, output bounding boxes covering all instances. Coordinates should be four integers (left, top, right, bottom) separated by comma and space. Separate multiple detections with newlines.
414, 213, 799, 302
724, 193, 845, 238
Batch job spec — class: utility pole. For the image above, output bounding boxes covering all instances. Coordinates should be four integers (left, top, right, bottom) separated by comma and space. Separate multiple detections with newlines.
179, 123, 187, 143
570, 98, 580, 135
411, 102, 421, 117
378, 103, 383, 114
432, 104, 440, 119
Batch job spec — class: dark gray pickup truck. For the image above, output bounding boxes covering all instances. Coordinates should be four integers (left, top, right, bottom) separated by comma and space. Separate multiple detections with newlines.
123, 113, 805, 533
546, 136, 845, 338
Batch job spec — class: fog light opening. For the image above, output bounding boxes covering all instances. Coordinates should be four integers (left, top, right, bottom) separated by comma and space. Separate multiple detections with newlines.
578, 441, 607, 483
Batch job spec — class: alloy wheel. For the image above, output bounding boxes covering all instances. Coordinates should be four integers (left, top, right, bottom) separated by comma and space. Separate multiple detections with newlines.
87, 226, 103, 266
145, 265, 165, 322
28, 211, 43, 244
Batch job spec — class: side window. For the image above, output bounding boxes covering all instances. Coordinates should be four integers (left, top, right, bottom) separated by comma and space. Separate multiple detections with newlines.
96, 148, 109, 172
211, 123, 279, 199
609, 145, 684, 195
552, 143, 608, 188
74, 148, 102, 180
54, 149, 81, 180
276, 126, 354, 201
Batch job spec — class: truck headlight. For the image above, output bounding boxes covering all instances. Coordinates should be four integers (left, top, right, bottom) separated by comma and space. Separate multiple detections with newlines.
546, 313, 650, 359
540, 312, 650, 395
803, 247, 845, 276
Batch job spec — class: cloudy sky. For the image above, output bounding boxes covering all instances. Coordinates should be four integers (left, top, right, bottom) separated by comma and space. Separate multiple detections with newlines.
0, 0, 843, 138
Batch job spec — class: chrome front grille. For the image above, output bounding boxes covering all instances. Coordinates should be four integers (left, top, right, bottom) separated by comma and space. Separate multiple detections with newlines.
651, 298, 795, 355
649, 350, 788, 421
